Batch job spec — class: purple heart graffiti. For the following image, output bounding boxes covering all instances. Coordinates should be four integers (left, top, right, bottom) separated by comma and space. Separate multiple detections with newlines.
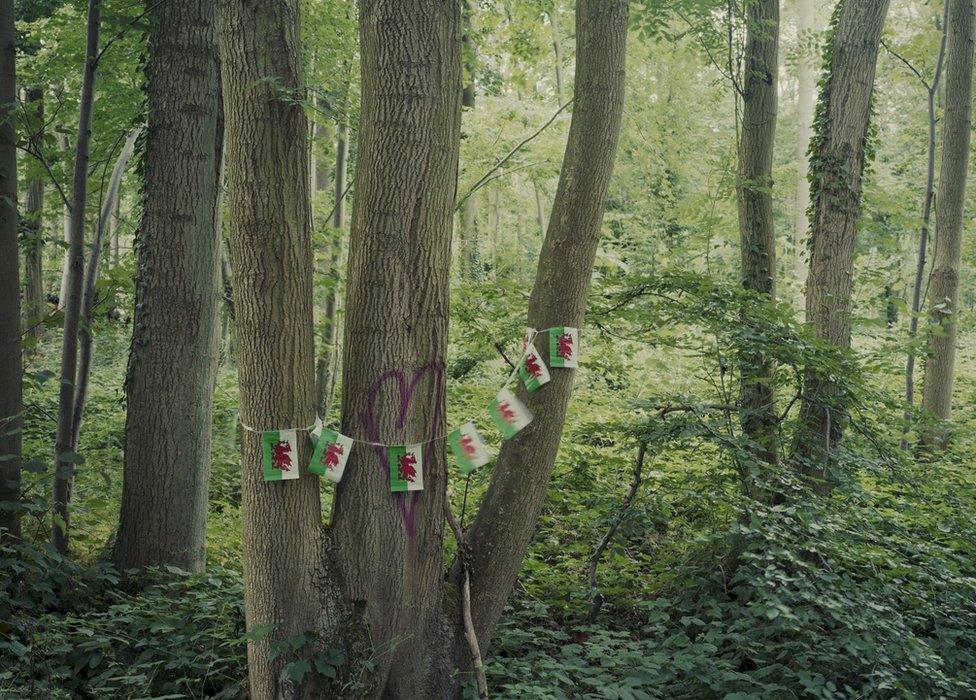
357, 360, 445, 536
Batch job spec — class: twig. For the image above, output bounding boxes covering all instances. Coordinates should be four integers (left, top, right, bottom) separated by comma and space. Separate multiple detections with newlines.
93, 0, 171, 67
455, 98, 574, 210
587, 441, 647, 622
494, 343, 516, 371
881, 39, 929, 89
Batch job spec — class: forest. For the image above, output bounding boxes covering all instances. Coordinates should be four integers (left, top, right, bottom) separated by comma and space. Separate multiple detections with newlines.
1, 0, 976, 697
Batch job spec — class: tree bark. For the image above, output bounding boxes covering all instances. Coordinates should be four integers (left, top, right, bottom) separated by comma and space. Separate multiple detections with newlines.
216, 0, 325, 694
791, 0, 890, 488
114, 0, 223, 572
0, 0, 21, 540
23, 87, 45, 346
736, 0, 780, 471
52, 0, 100, 554
460, 0, 628, 654
903, 5, 948, 450
328, 0, 462, 693
921, 0, 975, 444
793, 0, 814, 301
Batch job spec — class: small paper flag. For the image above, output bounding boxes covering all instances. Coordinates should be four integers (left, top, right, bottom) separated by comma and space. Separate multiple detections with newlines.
549, 326, 579, 368
522, 327, 537, 352
518, 342, 551, 392
448, 422, 492, 474
262, 429, 300, 481
389, 444, 424, 492
310, 416, 323, 441
309, 428, 353, 483
488, 387, 533, 439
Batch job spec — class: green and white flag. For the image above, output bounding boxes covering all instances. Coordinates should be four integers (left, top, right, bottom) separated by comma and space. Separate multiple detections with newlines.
522, 327, 537, 352
549, 326, 579, 368
389, 444, 424, 492
262, 429, 300, 481
309, 428, 353, 483
488, 387, 532, 439
448, 422, 491, 474
518, 342, 551, 392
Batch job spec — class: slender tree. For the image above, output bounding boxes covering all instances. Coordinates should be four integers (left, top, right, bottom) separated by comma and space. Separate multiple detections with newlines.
792, 0, 890, 488
460, 0, 629, 654
793, 0, 815, 300
736, 0, 780, 470
22, 87, 45, 345
52, 0, 101, 554
0, 0, 21, 539
922, 0, 975, 444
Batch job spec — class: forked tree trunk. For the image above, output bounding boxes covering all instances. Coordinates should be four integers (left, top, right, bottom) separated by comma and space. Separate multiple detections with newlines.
460, 0, 628, 653
793, 0, 814, 301
328, 0, 462, 693
791, 0, 890, 489
52, 0, 100, 554
216, 0, 323, 694
921, 0, 975, 445
736, 0, 780, 471
0, 0, 21, 540
23, 87, 45, 345
114, 0, 223, 572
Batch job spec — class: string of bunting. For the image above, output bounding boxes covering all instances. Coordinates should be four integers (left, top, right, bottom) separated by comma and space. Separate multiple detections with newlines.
241, 325, 581, 491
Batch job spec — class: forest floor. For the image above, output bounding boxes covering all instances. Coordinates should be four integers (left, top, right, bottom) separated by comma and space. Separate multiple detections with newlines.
8, 311, 976, 698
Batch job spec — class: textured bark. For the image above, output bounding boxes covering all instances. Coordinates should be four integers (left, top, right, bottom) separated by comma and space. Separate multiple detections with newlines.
792, 0, 890, 487
736, 0, 780, 470
23, 87, 45, 345
114, 0, 223, 572
793, 0, 814, 299
217, 0, 325, 695
903, 5, 948, 450
72, 128, 139, 449
329, 0, 462, 694
461, 0, 628, 653
0, 0, 21, 539
922, 0, 975, 443
52, 0, 100, 554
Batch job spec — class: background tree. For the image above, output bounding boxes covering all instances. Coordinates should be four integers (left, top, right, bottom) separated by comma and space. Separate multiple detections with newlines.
113, 0, 223, 572
921, 0, 975, 444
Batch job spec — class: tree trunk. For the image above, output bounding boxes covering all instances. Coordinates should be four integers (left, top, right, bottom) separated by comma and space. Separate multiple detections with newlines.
736, 0, 780, 472
328, 0, 462, 693
52, 0, 100, 554
460, 193, 480, 279
793, 0, 814, 302
23, 87, 45, 346
921, 0, 975, 444
903, 5, 948, 450
533, 179, 548, 237
0, 0, 21, 540
71, 128, 139, 449
58, 132, 71, 307
460, 0, 628, 654
791, 0, 890, 489
114, 0, 223, 572
462, 0, 476, 108
216, 0, 324, 694
550, 3, 565, 102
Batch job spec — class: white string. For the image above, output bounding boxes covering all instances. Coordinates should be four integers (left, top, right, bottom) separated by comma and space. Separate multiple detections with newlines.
236, 325, 575, 448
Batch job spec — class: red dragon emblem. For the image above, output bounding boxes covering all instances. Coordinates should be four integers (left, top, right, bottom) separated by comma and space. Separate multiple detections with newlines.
524, 354, 543, 378
459, 434, 477, 456
498, 401, 517, 423
557, 332, 574, 360
323, 442, 344, 470
398, 453, 418, 483
272, 440, 293, 471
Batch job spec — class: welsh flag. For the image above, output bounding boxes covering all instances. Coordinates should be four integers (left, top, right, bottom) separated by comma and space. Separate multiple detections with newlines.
518, 342, 551, 392
488, 387, 532, 439
309, 428, 353, 483
261, 429, 300, 481
522, 327, 536, 352
549, 326, 579, 368
389, 444, 424, 492
448, 422, 491, 474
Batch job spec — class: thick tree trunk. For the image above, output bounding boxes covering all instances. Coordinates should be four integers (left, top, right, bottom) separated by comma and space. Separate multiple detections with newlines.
71, 128, 139, 448
114, 0, 223, 572
791, 0, 890, 488
903, 6, 948, 450
0, 0, 21, 539
23, 87, 45, 345
460, 0, 628, 653
736, 0, 780, 471
793, 0, 814, 301
216, 0, 325, 694
329, 0, 462, 694
922, 0, 975, 444
52, 0, 100, 554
